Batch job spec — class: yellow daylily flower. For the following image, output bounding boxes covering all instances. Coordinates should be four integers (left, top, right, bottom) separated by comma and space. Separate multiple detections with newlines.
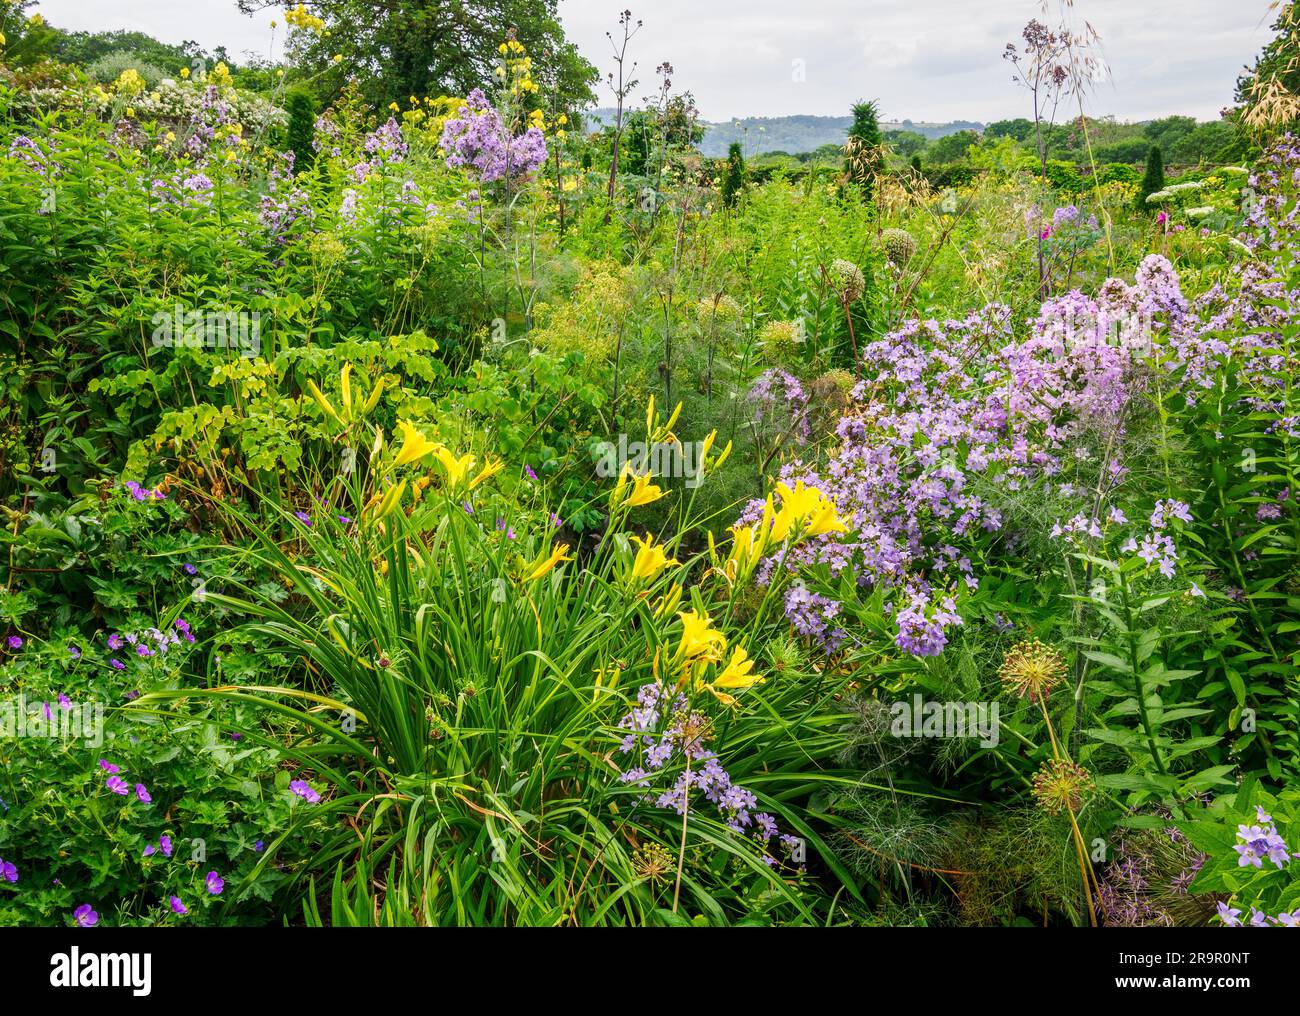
804, 498, 849, 538
393, 420, 440, 467
770, 480, 847, 543
629, 533, 677, 581
675, 609, 726, 665
432, 447, 476, 488
620, 467, 666, 509
524, 543, 571, 582
468, 456, 503, 490
712, 646, 764, 690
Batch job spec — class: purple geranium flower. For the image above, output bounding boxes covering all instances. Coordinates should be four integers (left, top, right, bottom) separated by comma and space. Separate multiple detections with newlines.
289, 778, 321, 804
135, 784, 151, 804
168, 896, 187, 915
74, 904, 98, 928
105, 776, 129, 795
205, 871, 224, 895
0, 858, 17, 883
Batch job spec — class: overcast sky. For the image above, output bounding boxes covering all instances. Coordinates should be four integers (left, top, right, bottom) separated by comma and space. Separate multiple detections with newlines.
32, 0, 1279, 123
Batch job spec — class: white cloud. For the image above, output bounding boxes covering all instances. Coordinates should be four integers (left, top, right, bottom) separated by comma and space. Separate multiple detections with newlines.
31, 0, 1282, 123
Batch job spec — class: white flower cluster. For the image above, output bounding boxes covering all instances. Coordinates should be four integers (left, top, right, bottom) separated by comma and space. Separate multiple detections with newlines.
1144, 180, 1204, 206
6, 79, 286, 135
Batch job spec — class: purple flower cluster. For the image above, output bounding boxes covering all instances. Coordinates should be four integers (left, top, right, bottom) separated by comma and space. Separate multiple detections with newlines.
348, 117, 409, 184
123, 480, 166, 502
100, 759, 151, 802
312, 114, 342, 159
1217, 901, 1300, 927
1234, 806, 1295, 870
616, 683, 795, 865
289, 777, 321, 804
440, 89, 547, 186
735, 198, 1297, 657
893, 589, 962, 657
783, 584, 845, 652
1098, 817, 1208, 927
258, 151, 313, 242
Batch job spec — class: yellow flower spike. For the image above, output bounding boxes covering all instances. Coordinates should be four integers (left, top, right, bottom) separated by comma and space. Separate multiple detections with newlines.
610, 464, 629, 508
675, 609, 727, 665
392, 420, 439, 467
712, 646, 764, 691
368, 479, 407, 522
659, 401, 683, 441
468, 456, 503, 490
645, 394, 655, 438
711, 440, 733, 471
432, 447, 476, 488
629, 533, 678, 582
361, 375, 384, 414
524, 543, 571, 582
339, 363, 353, 416
620, 468, 666, 509
699, 429, 716, 461
652, 582, 683, 621
724, 523, 767, 576
306, 379, 342, 426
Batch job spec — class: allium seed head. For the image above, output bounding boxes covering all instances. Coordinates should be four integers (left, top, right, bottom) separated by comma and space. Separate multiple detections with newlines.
1031, 758, 1095, 814
999, 639, 1067, 702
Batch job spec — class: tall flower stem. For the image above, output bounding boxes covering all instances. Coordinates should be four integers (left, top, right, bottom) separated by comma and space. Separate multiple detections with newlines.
671, 756, 691, 914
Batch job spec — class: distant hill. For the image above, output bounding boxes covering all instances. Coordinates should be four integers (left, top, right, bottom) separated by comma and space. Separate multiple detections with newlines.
583, 109, 984, 157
